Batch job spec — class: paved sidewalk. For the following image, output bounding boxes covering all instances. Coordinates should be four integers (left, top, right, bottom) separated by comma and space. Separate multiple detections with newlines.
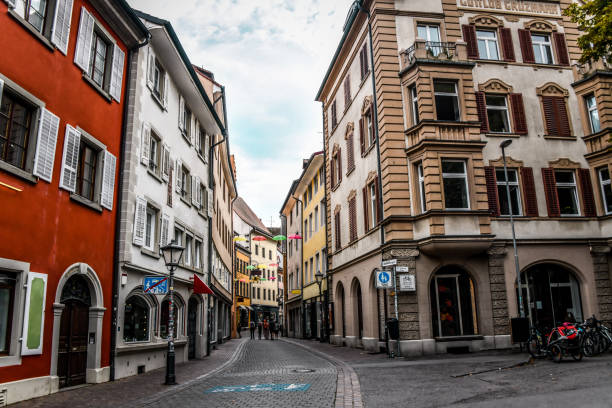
12, 337, 248, 408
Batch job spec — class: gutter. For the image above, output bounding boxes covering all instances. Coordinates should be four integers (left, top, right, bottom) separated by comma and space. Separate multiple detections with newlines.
110, 32, 150, 382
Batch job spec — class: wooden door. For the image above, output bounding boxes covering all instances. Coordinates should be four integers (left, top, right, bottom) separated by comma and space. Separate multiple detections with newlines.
58, 301, 89, 388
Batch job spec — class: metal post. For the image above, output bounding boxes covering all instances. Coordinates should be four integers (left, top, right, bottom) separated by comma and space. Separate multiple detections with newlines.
501, 142, 526, 322
392, 266, 400, 357
165, 267, 176, 385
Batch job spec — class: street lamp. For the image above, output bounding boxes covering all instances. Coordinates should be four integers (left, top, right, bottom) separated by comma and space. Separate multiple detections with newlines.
500, 140, 526, 322
160, 240, 184, 385
315, 270, 325, 342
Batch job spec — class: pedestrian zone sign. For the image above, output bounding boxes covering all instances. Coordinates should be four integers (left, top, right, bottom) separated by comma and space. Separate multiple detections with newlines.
205, 383, 311, 393
375, 270, 393, 289
143, 276, 168, 295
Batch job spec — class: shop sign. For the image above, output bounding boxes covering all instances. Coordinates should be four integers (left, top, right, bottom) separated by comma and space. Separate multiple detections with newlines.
399, 274, 416, 292
457, 0, 560, 16
291, 289, 301, 295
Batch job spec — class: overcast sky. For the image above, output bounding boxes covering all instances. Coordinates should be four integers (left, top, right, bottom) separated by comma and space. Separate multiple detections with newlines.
127, 0, 354, 227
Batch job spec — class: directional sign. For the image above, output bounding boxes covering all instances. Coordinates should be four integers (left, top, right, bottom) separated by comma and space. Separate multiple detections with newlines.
399, 273, 416, 292
143, 276, 168, 295
205, 384, 311, 393
381, 259, 397, 267
375, 270, 393, 289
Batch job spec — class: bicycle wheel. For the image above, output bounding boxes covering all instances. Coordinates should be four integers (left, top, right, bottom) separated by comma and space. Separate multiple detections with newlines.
582, 333, 596, 357
527, 336, 547, 359
550, 344, 562, 363
571, 349, 583, 361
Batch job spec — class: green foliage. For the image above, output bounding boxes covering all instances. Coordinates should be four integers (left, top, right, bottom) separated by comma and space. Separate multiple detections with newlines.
563, 0, 612, 64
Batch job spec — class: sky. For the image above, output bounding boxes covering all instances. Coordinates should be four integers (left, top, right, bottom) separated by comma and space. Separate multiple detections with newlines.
127, 0, 355, 227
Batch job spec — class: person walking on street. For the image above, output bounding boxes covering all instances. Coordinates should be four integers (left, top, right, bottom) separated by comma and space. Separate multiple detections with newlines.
250, 320, 256, 339
263, 319, 269, 340
257, 320, 262, 340
269, 320, 276, 340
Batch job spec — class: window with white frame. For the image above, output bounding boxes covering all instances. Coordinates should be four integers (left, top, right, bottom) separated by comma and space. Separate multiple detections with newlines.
555, 170, 579, 216
486, 95, 510, 133
417, 163, 426, 213
184, 233, 193, 266
585, 94, 600, 134
434, 81, 460, 121
417, 24, 441, 56
532, 33, 553, 64
12, 0, 74, 53
365, 109, 374, 149
442, 160, 470, 209
314, 206, 319, 232
598, 167, 611, 215
181, 165, 190, 201
148, 130, 161, 175
0, 89, 38, 172
143, 206, 157, 251
123, 296, 150, 342
194, 239, 203, 269
152, 59, 166, 101
410, 85, 419, 126
369, 182, 377, 226
476, 30, 499, 60
174, 227, 183, 247
496, 169, 522, 216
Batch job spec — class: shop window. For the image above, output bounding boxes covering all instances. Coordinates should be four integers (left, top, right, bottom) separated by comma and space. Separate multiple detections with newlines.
430, 268, 478, 337
496, 168, 522, 216
442, 160, 470, 210
485, 95, 510, 133
123, 296, 150, 342
555, 170, 580, 216
598, 167, 611, 215
434, 81, 460, 121
476, 29, 499, 60
585, 94, 600, 134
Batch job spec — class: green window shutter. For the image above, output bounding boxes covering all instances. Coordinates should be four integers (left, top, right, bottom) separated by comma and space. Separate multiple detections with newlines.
21, 272, 48, 356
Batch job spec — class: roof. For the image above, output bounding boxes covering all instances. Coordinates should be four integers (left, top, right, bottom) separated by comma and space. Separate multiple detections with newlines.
234, 197, 270, 234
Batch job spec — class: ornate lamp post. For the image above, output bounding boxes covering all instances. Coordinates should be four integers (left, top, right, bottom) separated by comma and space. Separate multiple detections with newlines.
160, 240, 184, 385
315, 270, 325, 342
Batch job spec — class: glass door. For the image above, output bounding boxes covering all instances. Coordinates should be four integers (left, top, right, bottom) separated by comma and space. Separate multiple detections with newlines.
434, 275, 462, 337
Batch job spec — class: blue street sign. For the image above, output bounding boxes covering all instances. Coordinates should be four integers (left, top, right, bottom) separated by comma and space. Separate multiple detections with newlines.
205, 384, 311, 393
143, 276, 168, 295
376, 270, 393, 289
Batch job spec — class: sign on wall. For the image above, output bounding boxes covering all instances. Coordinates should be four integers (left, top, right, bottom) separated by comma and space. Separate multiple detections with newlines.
399, 274, 416, 292
375, 270, 393, 289
456, 0, 560, 16
143, 276, 168, 294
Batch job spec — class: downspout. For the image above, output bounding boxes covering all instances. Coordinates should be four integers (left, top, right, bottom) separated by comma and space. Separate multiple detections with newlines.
359, 0, 385, 246
111, 34, 150, 382
321, 102, 330, 343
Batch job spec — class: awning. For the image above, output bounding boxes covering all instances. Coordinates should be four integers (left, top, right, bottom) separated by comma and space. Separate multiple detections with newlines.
193, 274, 214, 295
239, 305, 248, 311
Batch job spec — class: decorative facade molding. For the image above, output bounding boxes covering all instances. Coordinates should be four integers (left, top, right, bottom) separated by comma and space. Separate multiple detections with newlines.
536, 82, 569, 97
347, 189, 356, 201
366, 170, 377, 184
478, 78, 514, 94
332, 143, 340, 154
548, 157, 581, 169
334, 204, 341, 214
524, 19, 557, 32
344, 122, 354, 140
469, 14, 504, 27
361, 96, 373, 115
488, 156, 524, 168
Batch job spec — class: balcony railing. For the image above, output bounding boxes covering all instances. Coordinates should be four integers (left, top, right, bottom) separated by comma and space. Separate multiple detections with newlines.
583, 129, 611, 156
573, 58, 611, 80
400, 40, 467, 71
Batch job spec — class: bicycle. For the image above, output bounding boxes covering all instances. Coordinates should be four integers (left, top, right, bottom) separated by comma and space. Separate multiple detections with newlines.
526, 325, 547, 359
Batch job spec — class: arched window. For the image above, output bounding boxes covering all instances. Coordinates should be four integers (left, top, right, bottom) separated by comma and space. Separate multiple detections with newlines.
430, 267, 478, 337
124, 296, 150, 342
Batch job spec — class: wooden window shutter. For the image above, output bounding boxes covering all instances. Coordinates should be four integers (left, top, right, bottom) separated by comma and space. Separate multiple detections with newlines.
109, 44, 125, 102
462, 25, 478, 59
74, 7, 94, 72
518, 29, 535, 63
542, 96, 570, 137
51, 0, 74, 55
141, 123, 151, 165
541, 168, 560, 217
509, 93, 528, 134
349, 196, 357, 242
362, 186, 369, 232
334, 212, 341, 250
553, 32, 569, 66
347, 133, 355, 172
344, 75, 351, 107
33, 108, 60, 183
167, 162, 173, 207
555, 97, 571, 137
338, 149, 342, 183
59, 124, 81, 192
375, 177, 382, 223
520, 167, 539, 217
359, 117, 365, 155
475, 91, 489, 133
541, 96, 556, 135
578, 169, 596, 217
132, 196, 147, 246
175, 158, 182, 193
100, 150, 116, 210
499, 27, 515, 62
484, 166, 500, 216
330, 156, 336, 189
21, 272, 47, 356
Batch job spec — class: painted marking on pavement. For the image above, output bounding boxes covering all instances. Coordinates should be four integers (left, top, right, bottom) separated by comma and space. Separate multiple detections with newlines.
205, 383, 311, 393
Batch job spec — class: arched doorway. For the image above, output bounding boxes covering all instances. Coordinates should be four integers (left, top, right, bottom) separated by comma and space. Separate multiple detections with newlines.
187, 297, 199, 360
518, 263, 583, 331
430, 266, 478, 338
336, 282, 345, 338
352, 279, 363, 339
58, 275, 91, 387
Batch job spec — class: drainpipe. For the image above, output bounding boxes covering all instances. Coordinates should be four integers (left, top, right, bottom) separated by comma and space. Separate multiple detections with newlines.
111, 34, 150, 382
321, 102, 330, 343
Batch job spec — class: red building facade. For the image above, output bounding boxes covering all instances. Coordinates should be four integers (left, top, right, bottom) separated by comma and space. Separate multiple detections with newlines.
0, 0, 146, 403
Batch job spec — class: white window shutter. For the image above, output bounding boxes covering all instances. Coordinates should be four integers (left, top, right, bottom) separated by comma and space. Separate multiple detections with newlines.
59, 125, 81, 192
140, 123, 150, 166
207, 188, 213, 217
189, 116, 195, 145
21, 272, 47, 356
178, 96, 185, 131
0, 78, 4, 101
162, 73, 169, 108
195, 123, 201, 152
160, 211, 170, 246
50, 0, 74, 55
132, 196, 147, 246
33, 108, 60, 183
74, 7, 94, 72
5, 0, 16, 8
100, 150, 116, 210
161, 143, 170, 181
175, 159, 182, 193
191, 175, 197, 205
195, 176, 201, 208
109, 44, 125, 102
146, 46, 155, 89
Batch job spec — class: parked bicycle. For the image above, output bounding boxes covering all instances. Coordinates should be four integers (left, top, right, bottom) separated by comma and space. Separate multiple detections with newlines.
581, 315, 612, 357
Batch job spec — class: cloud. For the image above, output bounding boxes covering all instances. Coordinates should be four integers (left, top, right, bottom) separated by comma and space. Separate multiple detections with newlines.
128, 0, 354, 226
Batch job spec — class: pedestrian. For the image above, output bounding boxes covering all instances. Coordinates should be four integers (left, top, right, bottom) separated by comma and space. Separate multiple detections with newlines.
269, 320, 276, 340
257, 320, 262, 340
264, 319, 269, 340
250, 320, 256, 339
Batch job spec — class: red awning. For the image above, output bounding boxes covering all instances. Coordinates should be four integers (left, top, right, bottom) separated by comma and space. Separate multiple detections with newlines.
193, 274, 214, 295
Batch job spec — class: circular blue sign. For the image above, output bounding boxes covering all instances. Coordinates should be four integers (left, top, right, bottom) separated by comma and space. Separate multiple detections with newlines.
378, 271, 390, 284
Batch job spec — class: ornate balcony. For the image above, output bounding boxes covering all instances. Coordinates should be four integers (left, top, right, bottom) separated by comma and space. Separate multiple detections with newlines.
583, 129, 611, 158
400, 39, 468, 72
573, 58, 612, 81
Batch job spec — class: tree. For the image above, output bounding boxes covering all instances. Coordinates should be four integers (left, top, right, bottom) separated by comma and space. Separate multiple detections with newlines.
563, 0, 612, 64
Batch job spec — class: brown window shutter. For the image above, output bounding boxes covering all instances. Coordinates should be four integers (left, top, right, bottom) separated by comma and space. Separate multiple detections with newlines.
167, 162, 173, 207
369, 106, 376, 143
518, 29, 535, 63
359, 48, 365, 80
543, 96, 571, 137
375, 176, 382, 224
475, 91, 489, 133
330, 157, 336, 189
509, 93, 528, 134
344, 75, 351, 106
555, 97, 571, 137
520, 167, 539, 217
484, 166, 500, 216
362, 186, 369, 232
542, 168, 560, 217
349, 197, 357, 242
462, 25, 478, 59
334, 212, 341, 250
542, 96, 556, 136
338, 149, 342, 182
499, 27, 515, 62
553, 32, 569, 66
347, 133, 355, 172
578, 168, 596, 217
359, 117, 365, 155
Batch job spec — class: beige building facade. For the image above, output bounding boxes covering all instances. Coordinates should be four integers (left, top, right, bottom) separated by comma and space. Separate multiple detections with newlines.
317, 0, 611, 356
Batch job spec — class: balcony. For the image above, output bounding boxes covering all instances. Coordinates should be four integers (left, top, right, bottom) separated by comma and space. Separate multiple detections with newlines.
405, 120, 482, 151
573, 58, 612, 81
400, 39, 468, 72
583, 129, 611, 158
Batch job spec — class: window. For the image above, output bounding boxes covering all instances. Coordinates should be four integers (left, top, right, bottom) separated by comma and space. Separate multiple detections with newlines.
0, 273, 15, 354
331, 100, 337, 129
309, 214, 313, 236
368, 182, 378, 227
486, 95, 510, 133
442, 160, 470, 209
309, 258, 314, 283
304, 220, 308, 241
585, 94, 600, 134
123, 296, 149, 342
417, 24, 441, 56
89, 30, 111, 89
304, 261, 308, 283
476, 30, 499, 60
409, 85, 419, 126
541, 96, 571, 137
314, 174, 319, 195
181, 166, 190, 201
143, 206, 157, 251
269, 250, 272, 260
148, 131, 161, 175
184, 234, 193, 266
334, 212, 341, 250
321, 203, 325, 227
314, 206, 319, 232
257, 287, 260, 299
0, 91, 34, 170
174, 227, 183, 247
183, 106, 192, 139
15, 0, 49, 33
555, 170, 579, 216
365, 109, 374, 148
160, 299, 178, 339
496, 169, 522, 216
308, 184, 313, 202
255, 245, 259, 256
332, 149, 342, 187
263, 288, 267, 300
532, 33, 553, 64
315, 253, 320, 276
75, 140, 99, 202
434, 81, 460, 121
197, 128, 206, 157
152, 59, 166, 101
599, 168, 611, 215
417, 163, 426, 213
195, 239, 202, 269
320, 168, 324, 187
359, 43, 369, 80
